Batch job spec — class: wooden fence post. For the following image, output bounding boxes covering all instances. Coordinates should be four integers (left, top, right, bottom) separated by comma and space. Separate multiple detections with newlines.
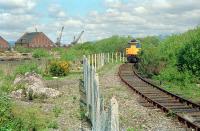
119, 52, 121, 62
94, 54, 97, 71
115, 52, 118, 63
107, 52, 110, 64
109, 97, 119, 131
122, 52, 125, 62
103, 53, 105, 66
112, 52, 114, 63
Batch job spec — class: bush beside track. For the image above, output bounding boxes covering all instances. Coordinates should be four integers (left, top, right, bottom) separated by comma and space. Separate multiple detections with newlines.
138, 27, 200, 102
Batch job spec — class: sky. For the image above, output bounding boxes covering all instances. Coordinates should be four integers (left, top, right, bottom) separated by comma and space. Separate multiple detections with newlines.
0, 0, 200, 44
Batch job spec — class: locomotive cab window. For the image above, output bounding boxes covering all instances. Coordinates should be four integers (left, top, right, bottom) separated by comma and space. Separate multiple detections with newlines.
136, 43, 141, 48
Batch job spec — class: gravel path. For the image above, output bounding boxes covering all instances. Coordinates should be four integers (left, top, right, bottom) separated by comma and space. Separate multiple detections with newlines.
99, 64, 187, 131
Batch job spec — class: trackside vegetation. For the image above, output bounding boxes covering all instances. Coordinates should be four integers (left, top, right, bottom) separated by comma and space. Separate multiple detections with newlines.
138, 27, 200, 101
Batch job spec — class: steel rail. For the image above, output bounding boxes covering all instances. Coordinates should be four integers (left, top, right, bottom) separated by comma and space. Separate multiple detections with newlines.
118, 63, 200, 130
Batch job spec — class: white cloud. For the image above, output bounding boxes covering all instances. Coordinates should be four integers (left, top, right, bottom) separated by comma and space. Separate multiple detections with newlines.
48, 4, 67, 18
0, 0, 36, 10
0, 0, 200, 43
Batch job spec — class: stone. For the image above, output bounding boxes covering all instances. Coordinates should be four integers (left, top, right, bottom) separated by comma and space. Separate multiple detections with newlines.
10, 89, 24, 99
11, 72, 60, 100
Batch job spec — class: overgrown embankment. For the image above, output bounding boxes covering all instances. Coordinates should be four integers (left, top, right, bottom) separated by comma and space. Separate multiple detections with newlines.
138, 27, 200, 101
57, 35, 131, 61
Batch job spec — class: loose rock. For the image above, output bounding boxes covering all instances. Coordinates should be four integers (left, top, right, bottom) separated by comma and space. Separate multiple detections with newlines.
11, 72, 60, 100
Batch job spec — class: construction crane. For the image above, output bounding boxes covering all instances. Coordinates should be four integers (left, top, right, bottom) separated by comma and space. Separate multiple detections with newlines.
55, 26, 64, 47
71, 31, 84, 45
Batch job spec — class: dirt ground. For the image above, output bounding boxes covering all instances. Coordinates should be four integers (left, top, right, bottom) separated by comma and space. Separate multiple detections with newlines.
14, 72, 87, 131
98, 64, 187, 131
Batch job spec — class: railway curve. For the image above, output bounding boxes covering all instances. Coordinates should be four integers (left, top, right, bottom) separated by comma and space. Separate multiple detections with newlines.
118, 63, 200, 130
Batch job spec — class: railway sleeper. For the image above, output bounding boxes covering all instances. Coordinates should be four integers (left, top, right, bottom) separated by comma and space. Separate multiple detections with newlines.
146, 96, 171, 100
171, 108, 199, 113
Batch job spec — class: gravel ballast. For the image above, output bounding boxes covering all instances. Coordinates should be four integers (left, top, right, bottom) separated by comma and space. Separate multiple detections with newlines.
99, 64, 187, 131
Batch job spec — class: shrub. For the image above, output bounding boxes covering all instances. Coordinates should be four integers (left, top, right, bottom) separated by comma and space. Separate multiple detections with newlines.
177, 37, 200, 77
48, 60, 70, 76
32, 49, 50, 58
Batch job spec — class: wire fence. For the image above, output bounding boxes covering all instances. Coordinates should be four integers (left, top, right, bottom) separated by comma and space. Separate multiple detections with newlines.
80, 55, 119, 131
87, 52, 125, 71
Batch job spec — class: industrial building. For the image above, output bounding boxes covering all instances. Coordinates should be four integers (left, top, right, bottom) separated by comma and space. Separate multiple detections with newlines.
15, 32, 54, 48
0, 36, 9, 50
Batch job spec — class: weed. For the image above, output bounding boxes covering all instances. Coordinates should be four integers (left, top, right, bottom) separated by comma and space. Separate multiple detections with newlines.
15, 62, 40, 75
53, 106, 62, 117
79, 107, 87, 120
32, 48, 50, 58
127, 127, 142, 131
48, 121, 59, 129
166, 111, 176, 118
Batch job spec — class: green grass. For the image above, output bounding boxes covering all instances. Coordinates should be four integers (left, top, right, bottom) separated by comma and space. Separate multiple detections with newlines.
0, 92, 56, 130
52, 106, 62, 117
32, 48, 51, 58
15, 62, 41, 75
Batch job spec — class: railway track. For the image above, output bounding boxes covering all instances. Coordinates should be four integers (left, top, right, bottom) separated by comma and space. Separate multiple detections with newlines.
118, 63, 200, 130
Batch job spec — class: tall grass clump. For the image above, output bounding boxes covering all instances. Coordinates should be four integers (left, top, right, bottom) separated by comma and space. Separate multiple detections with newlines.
32, 48, 50, 58
0, 93, 24, 130
15, 46, 33, 53
15, 62, 40, 75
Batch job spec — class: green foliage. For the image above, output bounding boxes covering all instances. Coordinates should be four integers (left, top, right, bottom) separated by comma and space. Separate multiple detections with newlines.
139, 27, 200, 78
12, 103, 53, 130
138, 27, 200, 101
48, 60, 70, 76
0, 69, 3, 77
15, 62, 40, 75
0, 75, 14, 93
60, 35, 131, 61
0, 90, 52, 130
52, 106, 62, 117
48, 121, 58, 129
137, 36, 161, 77
32, 48, 50, 58
15, 46, 32, 53
127, 127, 142, 131
177, 37, 200, 77
154, 66, 193, 86
0, 94, 24, 131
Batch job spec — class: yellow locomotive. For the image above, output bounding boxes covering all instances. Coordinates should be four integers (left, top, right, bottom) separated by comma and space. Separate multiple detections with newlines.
126, 39, 141, 63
